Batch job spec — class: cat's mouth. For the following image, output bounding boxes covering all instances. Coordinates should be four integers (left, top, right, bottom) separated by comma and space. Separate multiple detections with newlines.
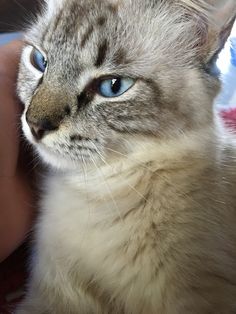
22, 113, 102, 169
35, 142, 97, 171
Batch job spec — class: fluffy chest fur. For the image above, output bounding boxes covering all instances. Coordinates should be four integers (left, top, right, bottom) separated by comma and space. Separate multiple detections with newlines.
36, 165, 185, 314
29, 141, 236, 314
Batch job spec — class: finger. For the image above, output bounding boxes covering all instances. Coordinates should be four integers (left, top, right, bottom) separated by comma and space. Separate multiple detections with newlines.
0, 41, 23, 80
0, 40, 24, 178
0, 175, 35, 262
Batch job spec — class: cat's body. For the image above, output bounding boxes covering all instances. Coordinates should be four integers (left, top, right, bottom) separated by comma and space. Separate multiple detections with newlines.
18, 134, 236, 314
15, 0, 236, 313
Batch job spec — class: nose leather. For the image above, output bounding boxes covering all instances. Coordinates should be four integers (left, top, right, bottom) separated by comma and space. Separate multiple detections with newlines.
27, 118, 58, 141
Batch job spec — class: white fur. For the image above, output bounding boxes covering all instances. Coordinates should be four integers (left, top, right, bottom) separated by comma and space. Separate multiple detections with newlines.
45, 0, 65, 18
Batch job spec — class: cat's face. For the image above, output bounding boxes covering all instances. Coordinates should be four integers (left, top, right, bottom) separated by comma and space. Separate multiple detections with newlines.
18, 0, 223, 170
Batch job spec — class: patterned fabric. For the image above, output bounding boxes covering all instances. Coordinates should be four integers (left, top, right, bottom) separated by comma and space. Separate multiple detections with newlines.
221, 108, 236, 131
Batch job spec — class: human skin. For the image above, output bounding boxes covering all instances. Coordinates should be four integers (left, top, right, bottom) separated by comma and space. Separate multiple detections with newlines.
0, 41, 36, 262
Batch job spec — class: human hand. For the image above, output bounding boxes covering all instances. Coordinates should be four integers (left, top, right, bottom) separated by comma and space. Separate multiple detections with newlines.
0, 41, 37, 262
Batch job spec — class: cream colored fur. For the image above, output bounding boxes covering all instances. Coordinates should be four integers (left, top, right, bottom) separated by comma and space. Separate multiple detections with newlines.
15, 0, 236, 313
15, 129, 236, 314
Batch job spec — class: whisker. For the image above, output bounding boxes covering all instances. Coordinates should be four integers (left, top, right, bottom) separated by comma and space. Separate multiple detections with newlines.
76, 150, 93, 247
13, 0, 30, 14
105, 146, 205, 210
106, 147, 154, 173
90, 141, 150, 206
88, 145, 125, 224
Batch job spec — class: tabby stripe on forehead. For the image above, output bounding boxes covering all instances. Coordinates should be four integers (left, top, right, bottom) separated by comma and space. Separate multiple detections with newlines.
107, 3, 118, 14
42, 8, 63, 43
53, 9, 64, 33
81, 25, 94, 48
95, 39, 108, 67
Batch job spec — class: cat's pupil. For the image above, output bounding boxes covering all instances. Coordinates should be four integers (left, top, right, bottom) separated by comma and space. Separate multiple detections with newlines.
111, 79, 121, 94
30, 48, 47, 73
98, 77, 134, 98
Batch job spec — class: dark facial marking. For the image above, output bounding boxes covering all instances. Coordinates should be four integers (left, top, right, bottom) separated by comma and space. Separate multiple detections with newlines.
77, 90, 95, 110
95, 39, 108, 67
42, 8, 63, 43
70, 134, 83, 141
103, 120, 157, 136
70, 135, 99, 144
42, 119, 58, 130
64, 105, 71, 116
112, 48, 128, 65
107, 3, 118, 14
63, 4, 81, 39
97, 16, 106, 27
81, 25, 94, 48
52, 8, 64, 33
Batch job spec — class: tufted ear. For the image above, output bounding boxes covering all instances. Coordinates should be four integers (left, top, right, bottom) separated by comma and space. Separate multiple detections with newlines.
181, 0, 236, 64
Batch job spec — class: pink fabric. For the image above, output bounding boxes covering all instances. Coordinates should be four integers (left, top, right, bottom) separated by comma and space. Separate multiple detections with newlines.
220, 107, 236, 131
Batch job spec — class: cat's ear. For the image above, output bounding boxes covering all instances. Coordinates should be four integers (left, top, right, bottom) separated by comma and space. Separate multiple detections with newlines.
183, 0, 236, 64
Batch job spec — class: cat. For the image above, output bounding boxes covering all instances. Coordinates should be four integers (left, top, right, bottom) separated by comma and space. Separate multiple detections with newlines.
15, 0, 236, 313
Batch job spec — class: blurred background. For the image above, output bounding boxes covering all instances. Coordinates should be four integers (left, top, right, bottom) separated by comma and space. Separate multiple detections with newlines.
0, 0, 42, 33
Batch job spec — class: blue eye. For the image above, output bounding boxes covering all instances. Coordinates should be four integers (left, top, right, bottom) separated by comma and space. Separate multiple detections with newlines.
30, 48, 47, 73
98, 77, 134, 98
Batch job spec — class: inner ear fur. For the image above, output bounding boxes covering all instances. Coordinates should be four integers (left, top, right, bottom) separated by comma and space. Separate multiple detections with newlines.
180, 0, 236, 63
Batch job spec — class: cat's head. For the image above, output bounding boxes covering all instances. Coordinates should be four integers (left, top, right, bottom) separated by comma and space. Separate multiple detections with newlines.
18, 0, 235, 170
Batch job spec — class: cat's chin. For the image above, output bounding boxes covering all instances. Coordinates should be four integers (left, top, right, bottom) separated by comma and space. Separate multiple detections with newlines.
36, 145, 83, 171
